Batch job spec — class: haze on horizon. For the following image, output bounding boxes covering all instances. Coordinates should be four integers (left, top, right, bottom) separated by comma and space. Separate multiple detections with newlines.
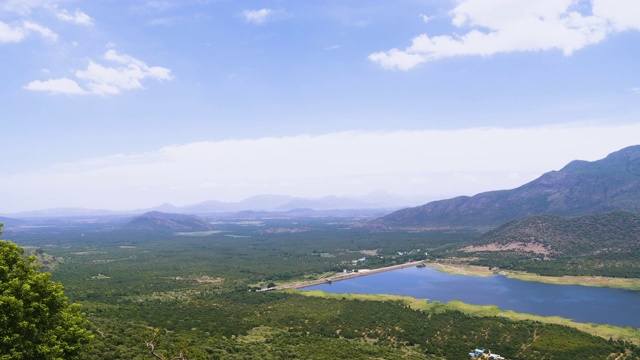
2, 0, 640, 213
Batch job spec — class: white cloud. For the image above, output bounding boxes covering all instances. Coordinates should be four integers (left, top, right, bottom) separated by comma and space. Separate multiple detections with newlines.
370, 0, 640, 70
23, 77, 86, 94
1, 124, 639, 212
0, 21, 26, 42
25, 50, 173, 95
243, 8, 276, 24
0, 20, 57, 43
54, 8, 93, 26
419, 14, 430, 23
592, 0, 640, 31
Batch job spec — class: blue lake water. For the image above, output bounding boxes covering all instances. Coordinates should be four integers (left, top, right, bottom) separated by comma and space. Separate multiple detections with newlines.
303, 266, 640, 328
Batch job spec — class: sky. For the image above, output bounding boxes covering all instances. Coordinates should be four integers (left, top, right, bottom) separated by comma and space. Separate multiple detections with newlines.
1, 0, 640, 213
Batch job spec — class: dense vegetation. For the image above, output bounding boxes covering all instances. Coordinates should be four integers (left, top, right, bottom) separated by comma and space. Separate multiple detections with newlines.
3, 216, 640, 359
80, 290, 637, 359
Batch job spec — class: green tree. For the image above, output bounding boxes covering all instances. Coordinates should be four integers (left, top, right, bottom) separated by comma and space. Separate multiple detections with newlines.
0, 223, 92, 359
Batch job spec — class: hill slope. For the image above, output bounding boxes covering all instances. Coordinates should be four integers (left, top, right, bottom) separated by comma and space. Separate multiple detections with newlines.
124, 211, 214, 231
466, 211, 640, 258
376, 145, 640, 227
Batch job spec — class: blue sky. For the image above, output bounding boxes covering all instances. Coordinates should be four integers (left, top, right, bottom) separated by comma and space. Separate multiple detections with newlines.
2, 0, 640, 213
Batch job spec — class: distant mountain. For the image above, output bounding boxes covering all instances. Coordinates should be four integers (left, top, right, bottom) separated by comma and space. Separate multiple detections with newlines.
278, 196, 370, 211
238, 194, 299, 210
3, 207, 121, 218
226, 207, 390, 219
147, 203, 182, 213
181, 193, 412, 213
1, 192, 422, 219
181, 194, 298, 213
0, 216, 26, 227
375, 145, 640, 227
352, 190, 426, 208
465, 211, 640, 258
124, 211, 214, 231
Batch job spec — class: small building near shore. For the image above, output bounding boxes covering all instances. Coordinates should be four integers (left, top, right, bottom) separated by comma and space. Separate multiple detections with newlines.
468, 348, 504, 359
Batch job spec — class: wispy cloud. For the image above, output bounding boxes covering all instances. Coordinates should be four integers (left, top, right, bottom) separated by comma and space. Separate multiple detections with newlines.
2, 124, 638, 212
24, 49, 173, 95
0, 1, 92, 43
370, 0, 640, 70
243, 8, 281, 24
54, 8, 93, 26
21, 20, 58, 40
0, 20, 57, 43
0, 0, 49, 15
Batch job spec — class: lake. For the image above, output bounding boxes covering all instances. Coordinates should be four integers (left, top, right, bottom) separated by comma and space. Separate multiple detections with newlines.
303, 266, 640, 328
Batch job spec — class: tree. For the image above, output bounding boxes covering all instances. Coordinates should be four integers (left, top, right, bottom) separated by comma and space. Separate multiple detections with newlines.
0, 223, 92, 359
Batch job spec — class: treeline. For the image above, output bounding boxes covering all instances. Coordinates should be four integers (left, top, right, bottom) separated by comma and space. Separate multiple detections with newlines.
468, 253, 640, 278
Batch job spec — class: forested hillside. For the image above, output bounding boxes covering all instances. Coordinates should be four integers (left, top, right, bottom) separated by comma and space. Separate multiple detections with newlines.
124, 211, 215, 231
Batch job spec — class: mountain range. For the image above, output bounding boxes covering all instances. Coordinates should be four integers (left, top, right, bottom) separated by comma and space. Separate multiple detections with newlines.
375, 145, 640, 228
2, 192, 424, 219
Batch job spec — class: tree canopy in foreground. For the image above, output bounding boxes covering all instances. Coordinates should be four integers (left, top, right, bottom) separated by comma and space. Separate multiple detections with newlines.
0, 224, 91, 359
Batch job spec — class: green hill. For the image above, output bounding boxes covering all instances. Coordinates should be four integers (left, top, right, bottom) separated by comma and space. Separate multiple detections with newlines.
124, 211, 214, 231
469, 211, 640, 257
461, 211, 640, 277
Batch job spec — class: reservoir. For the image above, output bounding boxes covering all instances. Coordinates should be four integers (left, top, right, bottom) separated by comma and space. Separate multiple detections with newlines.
303, 266, 640, 328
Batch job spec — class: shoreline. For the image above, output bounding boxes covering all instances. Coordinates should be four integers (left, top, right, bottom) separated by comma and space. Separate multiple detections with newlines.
275, 261, 425, 290
272, 260, 640, 292
425, 262, 640, 290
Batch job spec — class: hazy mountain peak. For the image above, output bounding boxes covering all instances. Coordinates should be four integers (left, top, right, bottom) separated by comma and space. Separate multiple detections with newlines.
125, 211, 214, 231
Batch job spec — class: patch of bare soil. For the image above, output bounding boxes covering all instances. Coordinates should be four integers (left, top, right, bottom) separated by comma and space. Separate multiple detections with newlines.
175, 276, 222, 284
360, 249, 379, 256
